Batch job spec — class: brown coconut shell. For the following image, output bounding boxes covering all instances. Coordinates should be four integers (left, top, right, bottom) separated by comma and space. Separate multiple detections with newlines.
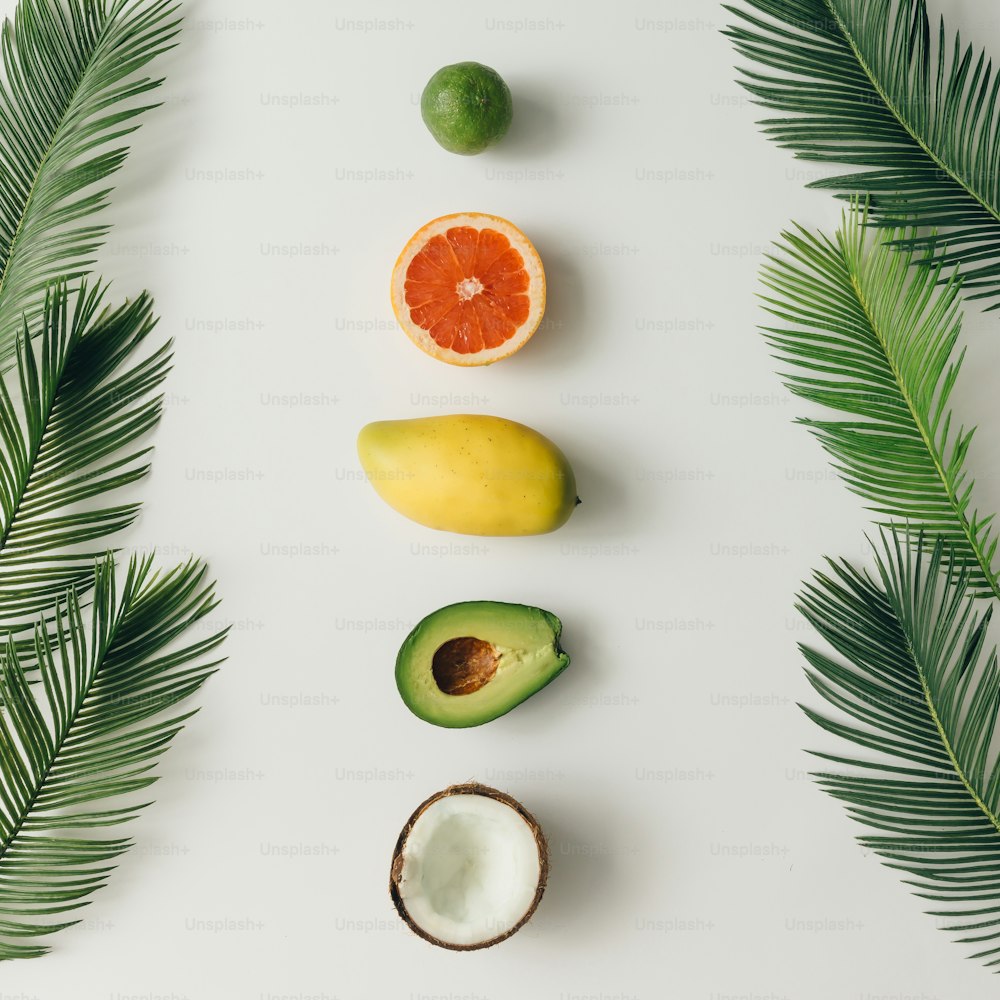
389, 782, 549, 951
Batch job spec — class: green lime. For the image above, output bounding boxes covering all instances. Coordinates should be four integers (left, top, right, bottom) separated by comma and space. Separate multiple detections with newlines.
420, 62, 513, 155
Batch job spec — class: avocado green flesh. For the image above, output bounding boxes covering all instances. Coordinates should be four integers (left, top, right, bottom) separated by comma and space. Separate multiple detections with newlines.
396, 601, 569, 728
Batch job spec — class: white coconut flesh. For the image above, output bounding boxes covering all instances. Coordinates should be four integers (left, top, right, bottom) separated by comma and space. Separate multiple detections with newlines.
395, 792, 542, 948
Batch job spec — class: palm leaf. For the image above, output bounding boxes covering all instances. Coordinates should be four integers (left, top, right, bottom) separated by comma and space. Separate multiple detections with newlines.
0, 281, 169, 636
724, 0, 1000, 307
0, 0, 180, 360
0, 552, 224, 958
799, 531, 1000, 965
760, 202, 999, 600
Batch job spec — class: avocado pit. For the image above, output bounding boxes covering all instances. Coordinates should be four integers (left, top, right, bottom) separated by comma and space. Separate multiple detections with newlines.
432, 636, 499, 695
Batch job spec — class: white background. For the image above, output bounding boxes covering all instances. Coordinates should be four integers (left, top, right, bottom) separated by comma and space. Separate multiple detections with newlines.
7, 0, 1000, 998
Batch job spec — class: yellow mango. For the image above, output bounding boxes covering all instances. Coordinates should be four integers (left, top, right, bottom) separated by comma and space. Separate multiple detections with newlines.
357, 414, 579, 536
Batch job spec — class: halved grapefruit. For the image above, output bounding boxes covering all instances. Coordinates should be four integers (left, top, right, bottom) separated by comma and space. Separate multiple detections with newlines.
390, 213, 546, 366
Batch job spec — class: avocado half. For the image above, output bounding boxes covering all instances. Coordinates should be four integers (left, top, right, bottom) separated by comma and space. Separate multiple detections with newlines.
396, 601, 570, 728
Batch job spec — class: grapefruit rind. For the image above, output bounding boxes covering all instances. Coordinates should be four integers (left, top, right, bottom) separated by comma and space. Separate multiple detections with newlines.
390, 212, 546, 367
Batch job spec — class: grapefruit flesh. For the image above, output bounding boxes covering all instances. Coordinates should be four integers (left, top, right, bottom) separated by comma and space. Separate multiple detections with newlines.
391, 213, 546, 366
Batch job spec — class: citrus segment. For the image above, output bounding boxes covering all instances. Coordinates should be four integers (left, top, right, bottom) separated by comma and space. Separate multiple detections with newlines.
391, 213, 546, 366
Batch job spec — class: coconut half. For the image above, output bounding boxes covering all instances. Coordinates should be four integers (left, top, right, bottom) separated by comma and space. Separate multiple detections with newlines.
390, 783, 548, 950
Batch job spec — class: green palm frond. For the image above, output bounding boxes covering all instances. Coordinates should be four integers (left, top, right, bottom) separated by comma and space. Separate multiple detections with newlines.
0, 0, 225, 963
0, 281, 169, 634
725, 0, 1000, 307
799, 531, 1000, 965
760, 202, 999, 599
0, 0, 180, 359
0, 552, 224, 959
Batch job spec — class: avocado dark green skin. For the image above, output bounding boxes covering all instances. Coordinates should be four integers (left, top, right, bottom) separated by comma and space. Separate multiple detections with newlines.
420, 62, 513, 155
396, 600, 570, 728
